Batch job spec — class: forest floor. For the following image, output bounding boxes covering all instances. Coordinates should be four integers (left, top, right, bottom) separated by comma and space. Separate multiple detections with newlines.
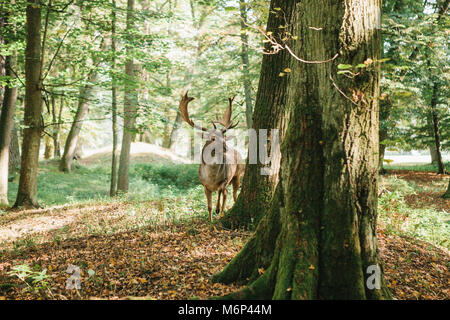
0, 165, 448, 300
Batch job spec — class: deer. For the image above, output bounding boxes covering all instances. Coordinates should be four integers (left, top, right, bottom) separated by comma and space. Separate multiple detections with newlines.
179, 91, 244, 221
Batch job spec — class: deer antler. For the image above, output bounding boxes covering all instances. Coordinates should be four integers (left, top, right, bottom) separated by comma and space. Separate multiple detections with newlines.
218, 95, 239, 133
179, 91, 209, 132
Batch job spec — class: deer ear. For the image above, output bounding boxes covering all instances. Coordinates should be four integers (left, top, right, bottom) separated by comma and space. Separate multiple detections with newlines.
188, 97, 195, 102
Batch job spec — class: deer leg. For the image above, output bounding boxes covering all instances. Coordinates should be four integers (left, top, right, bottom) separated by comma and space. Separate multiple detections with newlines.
216, 190, 222, 214
231, 176, 240, 202
204, 187, 212, 221
221, 187, 228, 215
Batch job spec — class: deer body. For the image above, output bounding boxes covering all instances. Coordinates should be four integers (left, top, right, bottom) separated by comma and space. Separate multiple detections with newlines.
179, 92, 244, 221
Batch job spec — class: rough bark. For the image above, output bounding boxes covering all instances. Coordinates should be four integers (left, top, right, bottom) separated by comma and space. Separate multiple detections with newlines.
14, 0, 42, 208
214, 0, 391, 300
0, 53, 18, 205
220, 0, 293, 229
117, 0, 138, 193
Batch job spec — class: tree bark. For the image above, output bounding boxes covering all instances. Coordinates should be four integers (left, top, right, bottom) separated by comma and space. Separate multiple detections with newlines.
110, 0, 119, 197
117, 0, 138, 193
0, 53, 18, 205
429, 82, 446, 174
59, 69, 98, 172
443, 179, 450, 199
14, 0, 42, 208
8, 124, 20, 173
214, 0, 391, 300
429, 145, 438, 164
220, 0, 293, 229
51, 95, 62, 158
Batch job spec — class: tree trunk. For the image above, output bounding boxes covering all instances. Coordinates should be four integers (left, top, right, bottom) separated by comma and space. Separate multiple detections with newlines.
14, 0, 42, 208
443, 179, 450, 199
110, 0, 119, 197
220, 0, 293, 229
117, 0, 138, 193
429, 82, 445, 174
9, 124, 20, 173
429, 145, 438, 164
213, 0, 391, 300
0, 53, 18, 205
51, 95, 62, 158
44, 134, 53, 159
378, 96, 392, 173
59, 69, 98, 172
239, 0, 253, 129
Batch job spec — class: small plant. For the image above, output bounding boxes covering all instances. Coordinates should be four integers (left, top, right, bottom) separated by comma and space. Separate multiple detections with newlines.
8, 264, 52, 297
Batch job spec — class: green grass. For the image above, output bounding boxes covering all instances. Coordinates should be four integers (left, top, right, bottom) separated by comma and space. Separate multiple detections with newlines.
383, 161, 450, 172
7, 161, 201, 207
378, 175, 450, 249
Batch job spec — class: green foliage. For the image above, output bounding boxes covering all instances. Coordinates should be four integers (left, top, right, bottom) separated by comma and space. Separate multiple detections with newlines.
379, 176, 450, 249
7, 263, 52, 295
383, 161, 450, 172
381, 0, 449, 152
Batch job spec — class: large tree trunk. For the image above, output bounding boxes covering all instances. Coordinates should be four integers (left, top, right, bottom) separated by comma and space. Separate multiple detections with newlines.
220, 0, 293, 229
213, 0, 391, 300
59, 70, 98, 172
14, 0, 42, 208
117, 0, 138, 193
0, 53, 18, 205
239, 0, 253, 129
110, 0, 119, 197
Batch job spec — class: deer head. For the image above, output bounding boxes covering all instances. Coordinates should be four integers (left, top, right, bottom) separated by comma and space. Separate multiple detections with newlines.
179, 91, 239, 142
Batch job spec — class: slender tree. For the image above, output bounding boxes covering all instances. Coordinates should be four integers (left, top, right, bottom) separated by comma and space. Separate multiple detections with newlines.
59, 55, 101, 172
0, 53, 18, 205
110, 0, 119, 196
239, 0, 253, 129
117, 0, 138, 193
14, 0, 42, 208
213, 0, 391, 299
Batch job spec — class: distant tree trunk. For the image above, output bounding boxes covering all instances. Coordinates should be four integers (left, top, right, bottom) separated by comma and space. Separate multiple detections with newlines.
117, 0, 138, 193
239, 0, 253, 129
429, 145, 438, 164
14, 0, 42, 208
214, 0, 391, 300
59, 67, 98, 172
378, 96, 392, 173
429, 82, 445, 174
9, 124, 20, 173
110, 0, 119, 197
443, 180, 450, 199
0, 53, 18, 205
220, 0, 293, 229
44, 134, 53, 159
51, 95, 62, 158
